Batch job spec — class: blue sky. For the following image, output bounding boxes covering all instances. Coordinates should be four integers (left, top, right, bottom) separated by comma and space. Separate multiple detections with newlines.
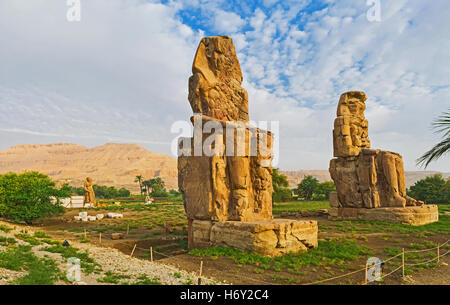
0, 0, 450, 171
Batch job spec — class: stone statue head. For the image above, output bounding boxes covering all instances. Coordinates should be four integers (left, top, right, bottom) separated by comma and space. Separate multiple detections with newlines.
188, 36, 249, 122
333, 91, 370, 157
337, 91, 367, 117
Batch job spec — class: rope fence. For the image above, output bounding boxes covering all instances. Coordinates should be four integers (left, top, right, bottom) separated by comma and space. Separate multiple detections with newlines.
77, 229, 450, 285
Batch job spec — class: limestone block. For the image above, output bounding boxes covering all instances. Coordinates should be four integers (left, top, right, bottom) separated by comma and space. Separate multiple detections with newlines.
87, 216, 97, 221
329, 192, 339, 208
96, 214, 104, 220
328, 205, 438, 226
191, 219, 318, 257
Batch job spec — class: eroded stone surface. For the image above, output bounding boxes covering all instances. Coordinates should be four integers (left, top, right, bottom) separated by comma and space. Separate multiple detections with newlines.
179, 36, 318, 255
328, 205, 438, 226
188, 36, 248, 122
329, 91, 437, 225
179, 36, 273, 223
330, 92, 425, 209
190, 219, 318, 257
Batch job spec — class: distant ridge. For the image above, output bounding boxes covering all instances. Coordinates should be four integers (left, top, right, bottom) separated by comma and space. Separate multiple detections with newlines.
0, 143, 177, 193
280, 170, 450, 188
0, 143, 447, 192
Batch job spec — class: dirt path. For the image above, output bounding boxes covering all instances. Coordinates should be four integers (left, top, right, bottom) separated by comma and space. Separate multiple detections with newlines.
0, 220, 218, 285
403, 256, 450, 285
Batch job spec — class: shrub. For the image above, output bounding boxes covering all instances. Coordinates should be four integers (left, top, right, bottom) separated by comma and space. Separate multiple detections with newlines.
297, 176, 320, 201
272, 168, 291, 202
0, 172, 67, 224
408, 174, 450, 204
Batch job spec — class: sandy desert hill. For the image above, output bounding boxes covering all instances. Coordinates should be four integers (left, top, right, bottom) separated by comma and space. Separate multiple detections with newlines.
0, 143, 177, 193
0, 143, 447, 193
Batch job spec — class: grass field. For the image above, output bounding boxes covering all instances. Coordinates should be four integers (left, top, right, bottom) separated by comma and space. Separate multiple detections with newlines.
273, 200, 329, 214
1, 198, 449, 285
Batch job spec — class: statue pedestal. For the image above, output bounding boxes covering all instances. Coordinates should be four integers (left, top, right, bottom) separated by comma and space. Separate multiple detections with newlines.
188, 219, 318, 257
328, 205, 439, 226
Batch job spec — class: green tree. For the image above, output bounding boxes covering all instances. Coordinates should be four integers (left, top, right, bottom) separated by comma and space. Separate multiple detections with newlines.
142, 178, 168, 197
314, 181, 336, 200
297, 175, 320, 201
417, 109, 450, 168
272, 169, 292, 202
408, 174, 449, 203
135, 175, 144, 196
0, 172, 66, 224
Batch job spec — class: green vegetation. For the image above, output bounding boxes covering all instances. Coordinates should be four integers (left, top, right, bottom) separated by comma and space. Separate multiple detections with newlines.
407, 174, 450, 204
65, 184, 131, 199
273, 200, 329, 214
97, 271, 130, 284
142, 177, 169, 197
0, 171, 66, 224
0, 245, 62, 285
0, 224, 12, 233
190, 239, 372, 272
0, 236, 16, 246
296, 176, 336, 200
15, 233, 41, 246
272, 168, 292, 202
417, 108, 450, 168
42, 244, 101, 274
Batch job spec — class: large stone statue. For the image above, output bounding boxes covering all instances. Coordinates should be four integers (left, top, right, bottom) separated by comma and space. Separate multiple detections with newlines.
329, 91, 438, 225
178, 36, 317, 256
83, 177, 96, 206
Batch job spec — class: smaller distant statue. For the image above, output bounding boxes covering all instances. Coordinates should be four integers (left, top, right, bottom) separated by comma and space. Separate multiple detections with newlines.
84, 177, 96, 206
144, 194, 153, 205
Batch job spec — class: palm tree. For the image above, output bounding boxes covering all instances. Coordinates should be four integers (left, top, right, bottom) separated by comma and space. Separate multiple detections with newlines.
417, 109, 450, 168
134, 175, 143, 196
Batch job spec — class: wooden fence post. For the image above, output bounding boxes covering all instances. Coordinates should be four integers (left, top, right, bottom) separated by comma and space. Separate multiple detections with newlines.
197, 261, 203, 285
99, 233, 102, 245
130, 244, 137, 257
402, 248, 405, 279
437, 243, 440, 264
150, 247, 153, 262
364, 263, 368, 285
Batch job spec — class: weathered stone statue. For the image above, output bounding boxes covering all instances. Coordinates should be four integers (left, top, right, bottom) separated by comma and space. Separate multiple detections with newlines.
178, 36, 317, 256
329, 91, 438, 225
83, 177, 96, 205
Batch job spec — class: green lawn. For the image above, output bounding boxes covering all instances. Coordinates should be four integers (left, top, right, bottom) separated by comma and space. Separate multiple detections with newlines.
273, 200, 329, 214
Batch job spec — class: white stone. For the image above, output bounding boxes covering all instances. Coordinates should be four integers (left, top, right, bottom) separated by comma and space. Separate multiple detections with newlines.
79, 212, 88, 218
88, 216, 97, 221
96, 214, 104, 220
107, 213, 123, 219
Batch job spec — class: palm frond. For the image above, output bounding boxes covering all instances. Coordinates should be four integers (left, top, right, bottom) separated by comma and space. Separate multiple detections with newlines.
416, 109, 450, 168
431, 109, 450, 138
416, 136, 450, 168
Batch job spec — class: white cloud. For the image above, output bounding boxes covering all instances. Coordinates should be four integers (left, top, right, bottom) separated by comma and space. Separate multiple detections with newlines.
213, 10, 245, 33
0, 0, 449, 173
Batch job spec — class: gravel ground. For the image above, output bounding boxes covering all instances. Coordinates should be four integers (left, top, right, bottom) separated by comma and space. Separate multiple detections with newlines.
0, 220, 218, 285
